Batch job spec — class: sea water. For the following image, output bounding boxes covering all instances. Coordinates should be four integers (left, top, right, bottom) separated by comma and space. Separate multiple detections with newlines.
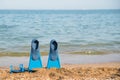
0, 10, 120, 53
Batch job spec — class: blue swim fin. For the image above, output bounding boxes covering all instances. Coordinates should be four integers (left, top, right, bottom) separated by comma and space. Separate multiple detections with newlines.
47, 39, 61, 69
28, 39, 42, 70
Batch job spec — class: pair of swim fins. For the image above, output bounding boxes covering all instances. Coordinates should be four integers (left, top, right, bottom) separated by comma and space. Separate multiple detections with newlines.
28, 39, 61, 70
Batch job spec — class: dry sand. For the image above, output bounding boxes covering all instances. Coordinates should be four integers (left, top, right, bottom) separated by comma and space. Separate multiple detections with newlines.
0, 62, 120, 80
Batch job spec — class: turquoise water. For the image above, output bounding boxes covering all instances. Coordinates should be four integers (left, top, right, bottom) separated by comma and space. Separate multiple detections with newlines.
0, 10, 120, 53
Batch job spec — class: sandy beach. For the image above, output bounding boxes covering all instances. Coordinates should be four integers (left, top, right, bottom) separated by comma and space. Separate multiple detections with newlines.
0, 1, 120, 79
0, 9, 120, 80
0, 54, 120, 80
0, 62, 120, 80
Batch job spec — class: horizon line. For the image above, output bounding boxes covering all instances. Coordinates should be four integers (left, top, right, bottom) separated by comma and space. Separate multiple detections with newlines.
0, 8, 120, 11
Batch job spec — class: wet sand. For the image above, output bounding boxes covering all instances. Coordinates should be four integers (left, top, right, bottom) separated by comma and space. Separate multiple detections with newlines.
0, 53, 120, 67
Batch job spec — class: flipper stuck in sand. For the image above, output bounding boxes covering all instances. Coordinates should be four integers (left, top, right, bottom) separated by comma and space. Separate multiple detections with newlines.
47, 39, 61, 69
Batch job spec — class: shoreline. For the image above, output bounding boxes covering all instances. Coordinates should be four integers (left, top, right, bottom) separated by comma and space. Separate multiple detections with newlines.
0, 50, 120, 57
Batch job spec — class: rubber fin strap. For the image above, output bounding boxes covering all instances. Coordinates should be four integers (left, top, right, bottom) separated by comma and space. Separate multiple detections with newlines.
10, 64, 25, 73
